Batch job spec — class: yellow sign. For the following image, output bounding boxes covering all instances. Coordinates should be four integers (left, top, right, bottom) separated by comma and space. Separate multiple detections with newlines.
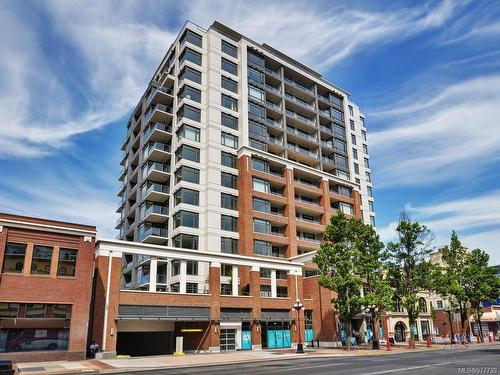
181, 329, 203, 333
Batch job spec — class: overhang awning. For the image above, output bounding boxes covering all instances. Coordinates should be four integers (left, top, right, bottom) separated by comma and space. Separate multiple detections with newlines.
470, 311, 499, 322
117, 305, 211, 321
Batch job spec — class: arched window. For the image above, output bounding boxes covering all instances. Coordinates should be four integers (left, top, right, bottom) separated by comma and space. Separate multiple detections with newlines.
394, 297, 404, 312
419, 297, 428, 313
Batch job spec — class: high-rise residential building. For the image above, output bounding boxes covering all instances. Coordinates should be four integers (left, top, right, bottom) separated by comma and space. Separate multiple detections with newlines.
107, 20, 376, 355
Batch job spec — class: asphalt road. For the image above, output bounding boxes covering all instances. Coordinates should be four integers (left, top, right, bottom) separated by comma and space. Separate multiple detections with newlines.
118, 345, 500, 375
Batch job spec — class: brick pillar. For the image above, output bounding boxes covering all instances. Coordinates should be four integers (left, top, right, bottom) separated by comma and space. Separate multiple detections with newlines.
208, 263, 221, 352
50, 246, 59, 278
23, 242, 34, 276
283, 168, 297, 257
0, 226, 8, 280
250, 266, 262, 349
317, 278, 337, 344
288, 272, 304, 346
92, 251, 122, 354
352, 190, 362, 219
238, 155, 254, 257
67, 237, 95, 360
320, 179, 332, 225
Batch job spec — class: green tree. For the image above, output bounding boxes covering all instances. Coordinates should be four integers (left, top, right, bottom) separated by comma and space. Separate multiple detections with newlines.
313, 213, 392, 351
387, 213, 434, 348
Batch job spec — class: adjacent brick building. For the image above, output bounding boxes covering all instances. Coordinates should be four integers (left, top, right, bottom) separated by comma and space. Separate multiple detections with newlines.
0, 213, 96, 362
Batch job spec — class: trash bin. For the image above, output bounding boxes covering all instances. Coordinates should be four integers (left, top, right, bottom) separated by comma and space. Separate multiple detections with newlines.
0, 360, 15, 375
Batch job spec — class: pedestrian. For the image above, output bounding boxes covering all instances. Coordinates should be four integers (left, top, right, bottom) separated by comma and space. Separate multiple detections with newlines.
90, 341, 100, 358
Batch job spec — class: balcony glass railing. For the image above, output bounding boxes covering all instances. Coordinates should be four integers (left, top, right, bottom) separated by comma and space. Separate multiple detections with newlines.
265, 117, 282, 129
146, 85, 174, 103
297, 236, 321, 243
142, 162, 170, 177
265, 66, 280, 78
286, 110, 316, 126
285, 93, 315, 110
143, 142, 171, 158
141, 203, 168, 219
144, 122, 172, 140
284, 77, 314, 94
141, 183, 169, 198
138, 225, 167, 241
265, 101, 282, 111
268, 137, 284, 146
287, 127, 316, 142
145, 104, 173, 122
265, 84, 281, 94
296, 216, 321, 224
287, 144, 317, 158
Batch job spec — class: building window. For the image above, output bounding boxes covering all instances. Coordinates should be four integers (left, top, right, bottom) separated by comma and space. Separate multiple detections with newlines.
177, 124, 200, 142
353, 148, 358, 160
248, 67, 264, 83
186, 261, 198, 276
170, 282, 180, 292
221, 193, 238, 210
221, 172, 238, 189
179, 66, 201, 84
364, 158, 370, 168
363, 144, 368, 154
370, 216, 376, 227
248, 102, 264, 118
221, 151, 237, 168
253, 218, 271, 234
175, 166, 200, 184
252, 158, 268, 173
0, 303, 19, 318
173, 210, 199, 229
361, 130, 367, 141
331, 95, 343, 108
221, 237, 239, 254
353, 163, 359, 175
173, 234, 199, 250
176, 144, 200, 163
221, 215, 238, 232
367, 186, 373, 197
334, 139, 347, 153
221, 40, 237, 57
248, 85, 265, 101
253, 197, 270, 213
368, 201, 374, 212
171, 261, 180, 276
254, 240, 271, 256
221, 94, 238, 111
249, 121, 266, 139
186, 282, 198, 294
260, 285, 272, 297
252, 177, 269, 193
221, 112, 238, 130
26, 304, 46, 318
334, 124, 345, 138
181, 29, 203, 48
53, 305, 72, 319
248, 50, 264, 66
277, 286, 288, 298
31, 245, 53, 275
178, 104, 201, 122
58, 248, 77, 277
179, 85, 201, 103
360, 116, 365, 126
436, 300, 443, 309
179, 47, 202, 66
394, 297, 404, 312
350, 119, 355, 130
276, 270, 288, 280
365, 171, 372, 182
351, 134, 357, 145
2, 243, 26, 273
348, 105, 354, 116
174, 187, 199, 206
221, 76, 238, 93
221, 57, 237, 75
221, 132, 238, 149
260, 268, 271, 278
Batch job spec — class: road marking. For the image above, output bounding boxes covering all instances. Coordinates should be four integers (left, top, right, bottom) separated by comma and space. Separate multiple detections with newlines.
358, 365, 431, 375
259, 362, 347, 373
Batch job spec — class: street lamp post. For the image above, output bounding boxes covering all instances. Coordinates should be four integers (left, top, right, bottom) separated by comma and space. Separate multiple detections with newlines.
293, 299, 305, 353
365, 305, 380, 349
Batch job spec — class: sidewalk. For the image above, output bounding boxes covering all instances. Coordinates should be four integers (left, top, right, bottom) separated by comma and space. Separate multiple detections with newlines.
15, 342, 500, 375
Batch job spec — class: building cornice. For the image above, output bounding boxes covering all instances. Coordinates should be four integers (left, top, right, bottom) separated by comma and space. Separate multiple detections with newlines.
0, 218, 96, 238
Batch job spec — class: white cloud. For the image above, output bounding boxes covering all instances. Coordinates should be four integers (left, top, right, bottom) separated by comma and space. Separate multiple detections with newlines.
369, 75, 500, 187
377, 191, 500, 265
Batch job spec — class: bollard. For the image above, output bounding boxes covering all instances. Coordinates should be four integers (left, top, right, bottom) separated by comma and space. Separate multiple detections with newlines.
426, 336, 432, 347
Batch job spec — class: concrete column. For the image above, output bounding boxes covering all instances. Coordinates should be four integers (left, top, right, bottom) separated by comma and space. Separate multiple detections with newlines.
352, 190, 362, 219
250, 266, 262, 350
320, 179, 332, 225
179, 260, 187, 294
270, 269, 277, 298
283, 168, 297, 257
209, 262, 221, 352
237, 155, 254, 256
232, 265, 239, 296
149, 257, 157, 292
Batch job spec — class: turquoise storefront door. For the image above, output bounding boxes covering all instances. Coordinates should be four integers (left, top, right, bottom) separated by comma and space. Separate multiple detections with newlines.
241, 330, 252, 350
267, 330, 292, 349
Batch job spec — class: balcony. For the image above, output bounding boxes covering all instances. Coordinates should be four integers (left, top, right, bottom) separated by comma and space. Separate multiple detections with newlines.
141, 203, 169, 223
146, 85, 174, 105
142, 162, 170, 183
286, 143, 318, 158
145, 104, 173, 124
297, 236, 321, 243
321, 140, 335, 151
143, 142, 171, 163
286, 109, 316, 127
144, 122, 172, 143
264, 66, 281, 79
284, 77, 314, 95
141, 182, 169, 203
285, 93, 315, 111
286, 127, 317, 142
264, 100, 282, 113
265, 117, 283, 130
138, 224, 168, 244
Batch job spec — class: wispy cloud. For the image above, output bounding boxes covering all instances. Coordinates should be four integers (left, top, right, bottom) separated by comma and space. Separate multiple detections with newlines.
377, 191, 500, 265
369, 74, 500, 187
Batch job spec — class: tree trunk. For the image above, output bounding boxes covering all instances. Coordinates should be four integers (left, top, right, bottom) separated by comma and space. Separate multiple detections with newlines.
448, 311, 455, 344
372, 311, 379, 344
408, 319, 416, 349
459, 305, 466, 331
477, 313, 484, 343
345, 320, 352, 351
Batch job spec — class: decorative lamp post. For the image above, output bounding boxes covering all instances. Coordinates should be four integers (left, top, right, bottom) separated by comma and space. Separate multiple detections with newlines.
293, 299, 305, 353
364, 304, 380, 349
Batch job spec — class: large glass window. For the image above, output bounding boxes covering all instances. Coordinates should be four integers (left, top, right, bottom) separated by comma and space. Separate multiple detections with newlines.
179, 47, 202, 66
178, 104, 201, 123
248, 67, 264, 83
221, 40, 237, 57
334, 139, 347, 152
175, 166, 200, 184
221, 94, 238, 111
187, 261, 198, 275
221, 151, 237, 168
221, 237, 239, 254
176, 144, 200, 163
175, 187, 199, 206
179, 66, 201, 84
221, 57, 237, 75
173, 234, 199, 250
53, 305, 72, 319
252, 177, 269, 193
0, 303, 19, 318
361, 130, 367, 141
221, 76, 238, 93
221, 132, 238, 149
368, 201, 374, 212
178, 85, 201, 103
2, 243, 26, 273
252, 158, 268, 172
177, 124, 200, 142
181, 29, 203, 48
221, 193, 238, 210
221, 112, 238, 130
331, 95, 343, 108
186, 282, 198, 294
253, 218, 271, 234
253, 197, 270, 213
364, 158, 370, 168
173, 210, 199, 229
26, 304, 46, 318
221, 215, 238, 232
248, 51, 264, 66
221, 172, 237, 189
58, 249, 77, 277
334, 154, 348, 168
254, 240, 271, 256
31, 245, 53, 275
249, 121, 266, 138
248, 102, 264, 118
249, 85, 265, 101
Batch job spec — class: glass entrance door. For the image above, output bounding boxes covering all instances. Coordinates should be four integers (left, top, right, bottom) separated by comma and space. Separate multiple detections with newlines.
220, 329, 236, 351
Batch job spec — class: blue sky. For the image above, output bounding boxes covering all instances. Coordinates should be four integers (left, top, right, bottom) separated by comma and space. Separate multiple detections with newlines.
1, 0, 499, 264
